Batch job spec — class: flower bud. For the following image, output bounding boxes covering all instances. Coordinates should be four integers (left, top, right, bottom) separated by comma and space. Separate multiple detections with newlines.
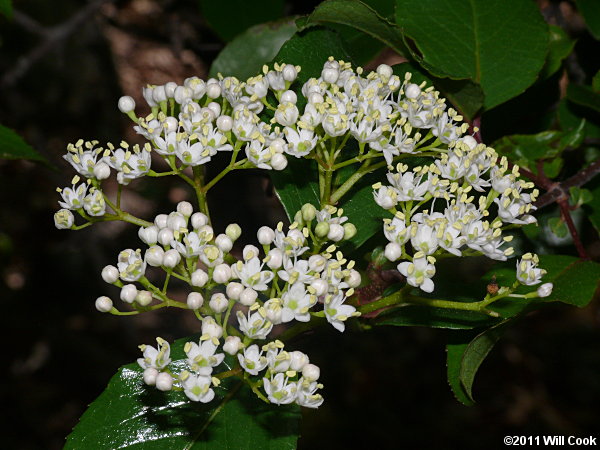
384, 242, 402, 262
93, 162, 111, 180
264, 299, 283, 324
215, 234, 233, 253
226, 282, 244, 300
202, 316, 223, 339
308, 92, 324, 104
213, 264, 231, 284
138, 225, 159, 245
101, 265, 119, 284
226, 223, 242, 241
404, 83, 421, 99
152, 215, 167, 230
207, 101, 221, 117
343, 223, 357, 240
239, 287, 258, 306
95, 296, 113, 312
206, 83, 221, 99
156, 372, 173, 391
327, 224, 344, 242
315, 221, 330, 238
191, 212, 208, 229
177, 201, 193, 217
187, 292, 204, 310
136, 290, 153, 306
537, 282, 553, 298
310, 279, 328, 296
54, 209, 74, 229
216, 115, 233, 132
223, 336, 243, 355
118, 95, 136, 113
289, 351, 309, 371
243, 245, 260, 261
302, 363, 320, 381
143, 367, 158, 386
162, 249, 181, 268
322, 68, 339, 84
164, 81, 177, 98
280, 90, 297, 104
174, 86, 192, 104
209, 293, 228, 313
282, 64, 298, 82
346, 269, 361, 288
158, 228, 174, 246
271, 153, 288, 170
120, 284, 138, 303
152, 85, 167, 103
265, 248, 283, 269
191, 269, 209, 287
257, 226, 275, 245
376, 64, 393, 80
301, 203, 317, 222
145, 246, 164, 267
167, 213, 186, 232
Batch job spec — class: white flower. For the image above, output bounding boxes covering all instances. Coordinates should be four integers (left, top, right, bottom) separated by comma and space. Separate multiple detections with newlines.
281, 282, 314, 323
117, 249, 146, 282
201, 316, 223, 340
516, 253, 546, 286
324, 292, 357, 332
181, 373, 215, 403
398, 256, 436, 293
184, 339, 224, 376
58, 182, 87, 210
373, 186, 398, 210
411, 224, 439, 255
137, 337, 171, 370
83, 189, 106, 216
296, 378, 324, 408
263, 373, 297, 405
238, 344, 268, 375
265, 343, 292, 373
284, 127, 317, 157
232, 257, 274, 291
108, 145, 151, 184
54, 209, 74, 229
237, 309, 273, 339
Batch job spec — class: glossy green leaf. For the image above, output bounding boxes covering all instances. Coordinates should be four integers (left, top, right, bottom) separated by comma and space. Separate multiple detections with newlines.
209, 20, 297, 80
377, 305, 496, 330
306, 0, 410, 58
66, 336, 301, 449
539, 25, 575, 80
458, 319, 514, 402
273, 26, 353, 85
558, 99, 600, 139
0, 0, 11, 19
593, 71, 600, 92
576, 0, 600, 40
395, 0, 548, 109
548, 217, 569, 239
198, 0, 284, 42
392, 62, 484, 120
446, 333, 476, 406
270, 158, 320, 221
0, 124, 47, 162
567, 84, 600, 114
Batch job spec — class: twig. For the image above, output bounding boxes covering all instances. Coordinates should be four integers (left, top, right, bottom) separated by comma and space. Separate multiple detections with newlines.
558, 198, 589, 259
1, 0, 113, 88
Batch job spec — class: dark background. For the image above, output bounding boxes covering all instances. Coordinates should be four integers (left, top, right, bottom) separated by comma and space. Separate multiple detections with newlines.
1, 1, 599, 448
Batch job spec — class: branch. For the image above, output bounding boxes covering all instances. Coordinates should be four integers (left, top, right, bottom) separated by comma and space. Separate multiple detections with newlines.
1, 0, 113, 88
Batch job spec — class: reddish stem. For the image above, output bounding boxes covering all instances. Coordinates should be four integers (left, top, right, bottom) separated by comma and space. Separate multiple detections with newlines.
557, 198, 589, 259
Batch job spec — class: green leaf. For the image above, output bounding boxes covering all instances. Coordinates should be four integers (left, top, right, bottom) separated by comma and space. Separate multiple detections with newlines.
584, 183, 600, 233
576, 0, 600, 40
567, 84, 600, 114
548, 217, 569, 239
446, 333, 476, 406
199, 0, 284, 42
273, 26, 353, 85
539, 25, 576, 80
0, 124, 47, 163
569, 186, 593, 207
66, 336, 301, 449
395, 0, 548, 109
209, 20, 297, 80
270, 158, 320, 221
377, 305, 496, 330
0, 0, 11, 19
593, 71, 600, 92
458, 319, 513, 402
305, 0, 410, 58
558, 99, 600, 140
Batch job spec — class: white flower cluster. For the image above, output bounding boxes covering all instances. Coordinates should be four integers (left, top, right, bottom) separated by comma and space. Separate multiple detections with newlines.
95, 201, 360, 407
